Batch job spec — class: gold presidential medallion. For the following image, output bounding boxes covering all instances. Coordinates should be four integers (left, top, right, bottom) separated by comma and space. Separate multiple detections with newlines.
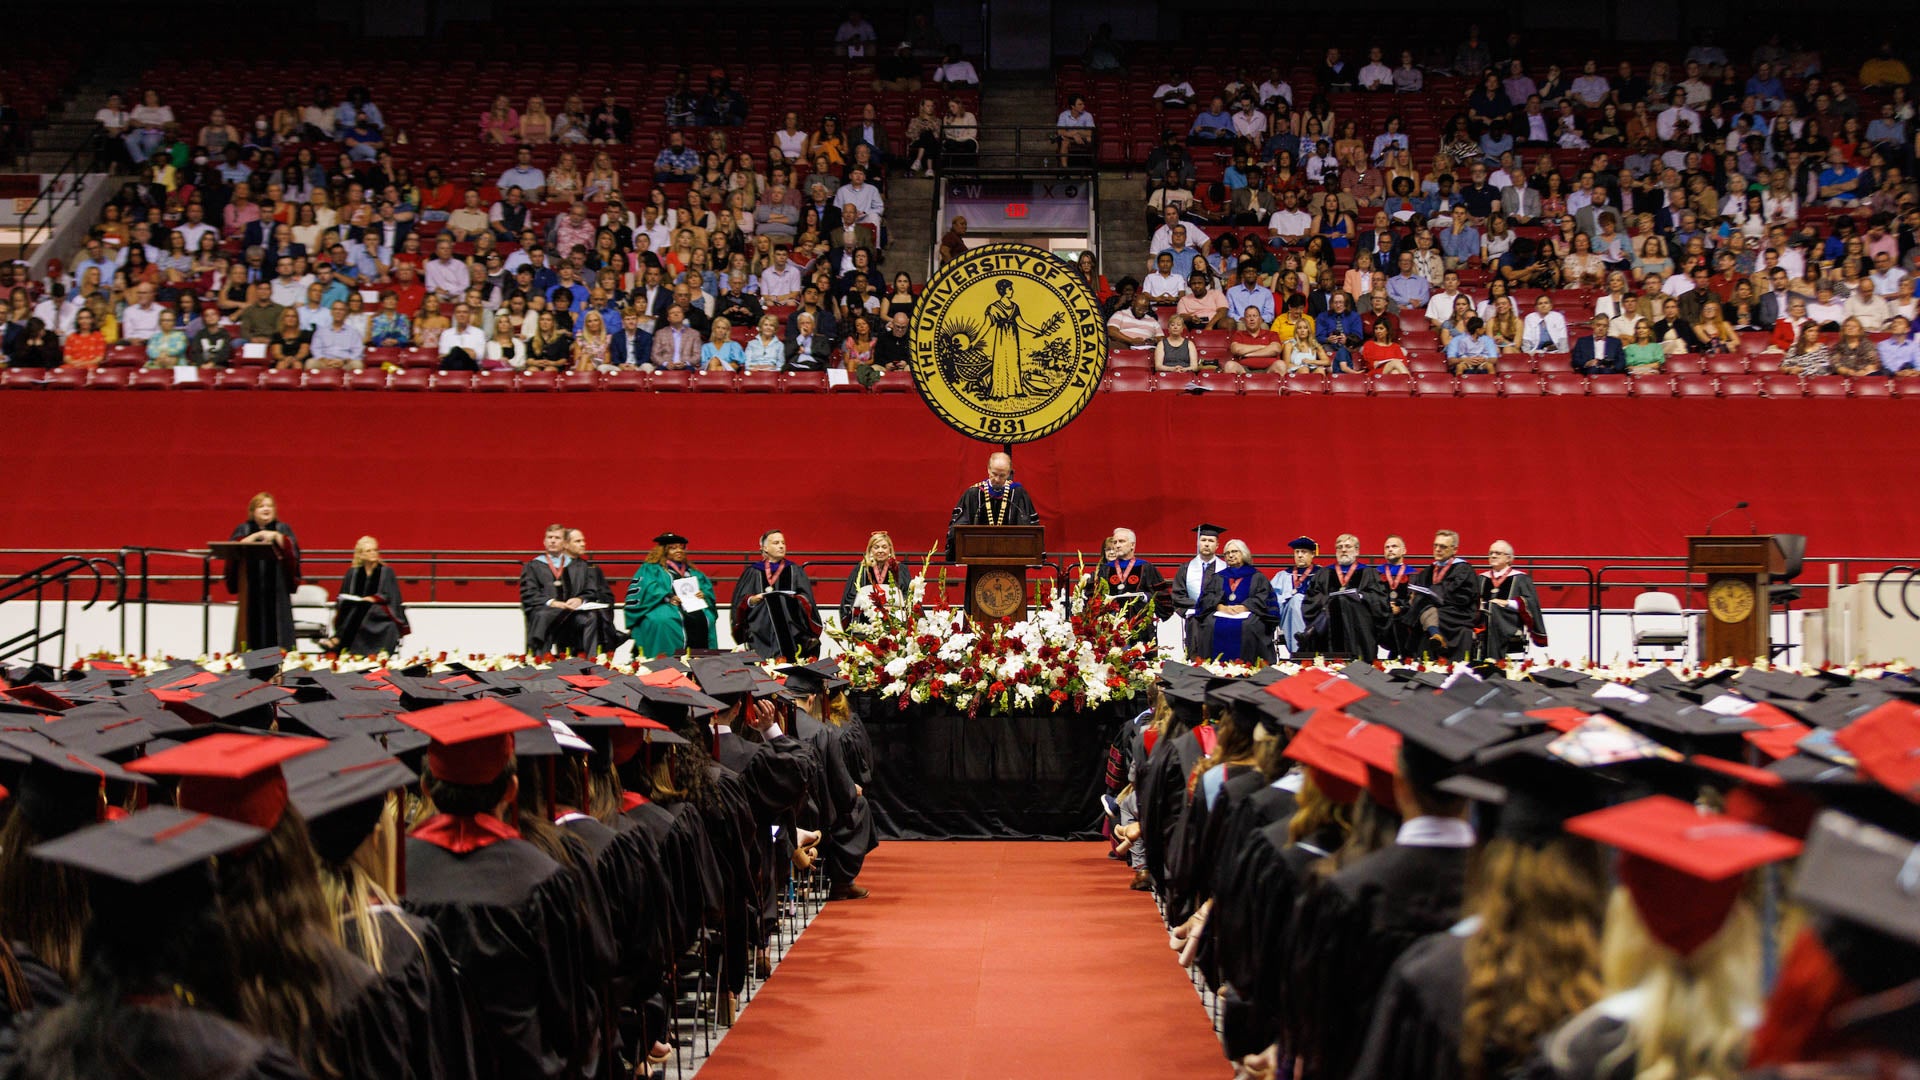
910, 243, 1108, 443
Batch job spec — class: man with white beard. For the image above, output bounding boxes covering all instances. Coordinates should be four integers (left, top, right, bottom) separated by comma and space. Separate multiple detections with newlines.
1298, 533, 1390, 660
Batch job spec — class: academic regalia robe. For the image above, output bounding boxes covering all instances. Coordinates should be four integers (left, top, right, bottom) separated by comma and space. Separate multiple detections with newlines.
1182, 764, 1276, 987
624, 561, 718, 657
791, 709, 875, 887
837, 560, 914, 631
578, 559, 629, 654
320, 945, 425, 1080
1298, 562, 1390, 660
1284, 842, 1470, 1080
1138, 725, 1203, 898
623, 796, 716, 968
557, 809, 660, 1063
332, 563, 408, 656
344, 906, 479, 1080
1087, 558, 1174, 647
1169, 555, 1226, 657
0, 944, 69, 1033
518, 556, 601, 655
1212, 821, 1338, 1061
1192, 567, 1278, 664
694, 764, 766, 996
1349, 930, 1470, 1080
225, 520, 301, 650
714, 731, 817, 938
944, 480, 1040, 560
729, 561, 821, 661
404, 820, 593, 1080
1375, 561, 1421, 659
6, 1004, 312, 1080
1409, 557, 1480, 661
1479, 568, 1549, 657
1271, 565, 1315, 656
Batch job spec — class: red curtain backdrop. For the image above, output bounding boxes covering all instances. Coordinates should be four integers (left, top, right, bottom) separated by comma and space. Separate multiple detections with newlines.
12, 392, 1918, 561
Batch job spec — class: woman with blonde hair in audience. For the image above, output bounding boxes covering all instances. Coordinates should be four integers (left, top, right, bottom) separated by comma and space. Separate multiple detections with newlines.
571, 309, 612, 373
905, 99, 941, 175
269, 307, 310, 371
1829, 315, 1883, 376
1692, 301, 1739, 355
84, 294, 118, 343
552, 94, 591, 144
1487, 295, 1524, 352
774, 111, 808, 161
547, 151, 582, 204
411, 295, 450, 348
584, 151, 620, 202
525, 309, 572, 372
519, 96, 552, 144
743, 314, 785, 372
480, 94, 518, 144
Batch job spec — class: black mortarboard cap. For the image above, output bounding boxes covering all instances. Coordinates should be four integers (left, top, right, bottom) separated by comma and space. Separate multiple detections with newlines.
1793, 810, 1920, 948
653, 532, 689, 545
285, 733, 415, 822
1191, 523, 1226, 537
40, 711, 161, 760
777, 664, 832, 699
1527, 666, 1601, 690
32, 805, 265, 885
380, 674, 465, 709
237, 648, 286, 680
163, 682, 293, 729
513, 724, 564, 758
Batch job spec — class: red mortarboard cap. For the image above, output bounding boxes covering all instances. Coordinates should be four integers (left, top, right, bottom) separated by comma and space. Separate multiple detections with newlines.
1267, 669, 1369, 712
1689, 753, 1820, 839
1565, 794, 1803, 956
637, 668, 697, 689
129, 732, 327, 830
1287, 710, 1399, 805
398, 699, 540, 785
0, 684, 73, 713
1526, 706, 1596, 733
1834, 700, 1920, 804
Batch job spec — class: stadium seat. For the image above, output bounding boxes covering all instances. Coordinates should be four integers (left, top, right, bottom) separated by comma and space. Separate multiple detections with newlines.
1629, 373, 1673, 396
1, 368, 45, 389
650, 370, 690, 391
554, 371, 595, 391
1109, 348, 1152, 371
46, 366, 89, 390
261, 370, 304, 390
1240, 371, 1280, 394
1494, 355, 1534, 375
303, 369, 345, 391
1109, 369, 1153, 392
1747, 354, 1783, 373
1760, 374, 1804, 398
471, 372, 512, 392
738, 371, 782, 393
598, 370, 647, 391
389, 371, 433, 391
400, 348, 438, 370
516, 371, 558, 391
1662, 356, 1704, 375
127, 369, 174, 390
1674, 374, 1717, 397
1804, 376, 1849, 397
784, 372, 829, 393
693, 372, 737, 392
431, 373, 474, 391
214, 369, 262, 390
1532, 352, 1573, 372
1704, 355, 1748, 376
1418, 373, 1462, 396
102, 345, 145, 368
346, 370, 388, 391
1328, 374, 1368, 395
1371, 373, 1413, 396
1587, 375, 1630, 396
871, 371, 914, 393
1541, 372, 1586, 396
1850, 377, 1892, 398
87, 368, 130, 389
1718, 375, 1762, 397
1406, 353, 1449, 374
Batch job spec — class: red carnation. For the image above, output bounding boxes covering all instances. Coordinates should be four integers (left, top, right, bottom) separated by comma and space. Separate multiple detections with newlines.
1049, 689, 1069, 704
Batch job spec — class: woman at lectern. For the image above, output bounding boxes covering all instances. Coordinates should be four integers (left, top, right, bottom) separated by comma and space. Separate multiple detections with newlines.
224, 491, 302, 650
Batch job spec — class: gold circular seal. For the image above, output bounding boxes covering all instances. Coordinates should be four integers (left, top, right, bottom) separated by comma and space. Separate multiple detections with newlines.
972, 568, 1026, 619
1707, 578, 1756, 624
909, 242, 1108, 444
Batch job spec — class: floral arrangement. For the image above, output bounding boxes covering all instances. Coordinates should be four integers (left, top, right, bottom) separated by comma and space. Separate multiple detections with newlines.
827, 556, 1161, 717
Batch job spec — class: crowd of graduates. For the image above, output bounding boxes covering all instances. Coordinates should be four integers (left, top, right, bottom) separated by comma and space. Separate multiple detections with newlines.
1115, 658, 1920, 1080
0, 645, 877, 1079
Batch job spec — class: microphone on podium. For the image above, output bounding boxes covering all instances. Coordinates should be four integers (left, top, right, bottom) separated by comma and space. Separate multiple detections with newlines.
1704, 501, 1756, 536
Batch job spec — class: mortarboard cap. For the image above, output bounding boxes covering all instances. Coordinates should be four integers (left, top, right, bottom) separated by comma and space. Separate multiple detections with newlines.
653, 532, 689, 545
777, 664, 833, 699
1287, 536, 1318, 551
1441, 732, 1616, 845
40, 710, 162, 760
380, 674, 466, 709
236, 647, 286, 679
1792, 810, 1920, 948
1526, 666, 1600, 690
0, 729, 152, 832
1564, 794, 1803, 956
398, 698, 541, 785
513, 723, 563, 758
1267, 669, 1369, 712
1835, 700, 1920, 805
0, 683, 73, 714
161, 681, 293, 728
32, 805, 266, 885
1191, 523, 1227, 537
129, 732, 326, 831
284, 733, 416, 863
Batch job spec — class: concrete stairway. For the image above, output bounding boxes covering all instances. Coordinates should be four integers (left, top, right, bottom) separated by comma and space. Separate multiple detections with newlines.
885, 175, 937, 280
21, 62, 142, 173
1096, 176, 1149, 281
974, 71, 1059, 171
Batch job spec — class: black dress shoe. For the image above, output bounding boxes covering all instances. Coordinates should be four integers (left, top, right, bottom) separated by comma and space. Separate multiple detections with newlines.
827, 882, 871, 901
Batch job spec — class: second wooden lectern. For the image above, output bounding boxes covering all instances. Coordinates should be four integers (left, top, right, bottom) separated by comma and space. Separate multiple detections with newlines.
1686, 534, 1787, 665
951, 525, 1045, 623
209, 539, 278, 652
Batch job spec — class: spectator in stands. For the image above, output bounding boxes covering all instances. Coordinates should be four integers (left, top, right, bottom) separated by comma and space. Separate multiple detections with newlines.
1106, 290, 1161, 349
1620, 318, 1666, 371
1057, 96, 1094, 167
1225, 263, 1275, 324
939, 99, 978, 168
1446, 316, 1499, 373
1225, 307, 1281, 370
480, 95, 519, 145
1571, 313, 1626, 374
1176, 272, 1231, 330
1144, 169, 1194, 223
1859, 42, 1912, 88
123, 90, 174, 164
94, 92, 130, 160
235, 282, 282, 344
784, 310, 831, 370
1315, 291, 1363, 371
655, 133, 700, 183
62, 308, 107, 367
343, 112, 383, 162
4, 316, 57, 368
696, 72, 747, 128
1154, 71, 1195, 110
937, 216, 969, 265
760, 247, 803, 304
873, 43, 922, 93
589, 89, 632, 145
309, 300, 365, 371
120, 283, 163, 343
1189, 97, 1233, 144
934, 47, 979, 88
294, 282, 331, 333
904, 100, 941, 176
742, 314, 786, 372
1781, 320, 1830, 373
436, 302, 485, 371
806, 115, 849, 167
1143, 253, 1184, 303
1520, 294, 1570, 355
833, 167, 884, 238
1880, 314, 1919, 375
268, 307, 310, 370
1830, 316, 1883, 375
1387, 252, 1430, 309
423, 237, 471, 302
365, 294, 409, 347
445, 190, 490, 244
836, 9, 877, 57
497, 148, 546, 201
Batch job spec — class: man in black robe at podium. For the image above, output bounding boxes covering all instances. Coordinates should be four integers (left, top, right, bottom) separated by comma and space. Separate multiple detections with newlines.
1407, 529, 1478, 661
1477, 539, 1549, 658
1087, 527, 1172, 647
945, 451, 1039, 560
730, 530, 821, 661
518, 523, 602, 655
1298, 533, 1390, 659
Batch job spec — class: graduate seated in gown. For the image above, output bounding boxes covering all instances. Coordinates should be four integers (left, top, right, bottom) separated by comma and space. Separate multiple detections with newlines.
1190, 539, 1279, 664
321, 534, 409, 656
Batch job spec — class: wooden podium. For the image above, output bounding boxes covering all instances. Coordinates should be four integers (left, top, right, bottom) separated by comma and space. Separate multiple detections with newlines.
951, 525, 1045, 623
1687, 535, 1787, 665
209, 539, 277, 652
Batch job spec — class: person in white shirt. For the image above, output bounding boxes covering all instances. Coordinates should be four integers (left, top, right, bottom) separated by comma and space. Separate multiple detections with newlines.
308, 301, 366, 371
1661, 267, 1696, 298
832, 167, 886, 235
1844, 276, 1892, 331
120, 284, 163, 342
1153, 74, 1195, 108
1142, 253, 1185, 302
268, 258, 308, 308
1267, 191, 1314, 245
295, 283, 331, 333
758, 247, 803, 304
125, 90, 174, 164
1870, 254, 1908, 296
1258, 70, 1293, 109
835, 10, 876, 57
1230, 99, 1267, 139
1106, 292, 1162, 348
1357, 47, 1393, 90
1655, 93, 1702, 143
1056, 96, 1095, 166
437, 303, 488, 370
1172, 525, 1228, 653
174, 204, 216, 254
94, 93, 130, 138
423, 237, 471, 300
1806, 282, 1846, 327
1147, 206, 1185, 255
932, 48, 979, 87
1677, 61, 1713, 106
1521, 294, 1570, 353
1424, 272, 1468, 326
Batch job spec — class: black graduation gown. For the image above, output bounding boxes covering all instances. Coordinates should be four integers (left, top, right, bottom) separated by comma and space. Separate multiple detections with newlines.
1186, 767, 1284, 988
557, 810, 660, 1062
518, 557, 601, 655
1284, 842, 1470, 1080
1166, 763, 1263, 936
729, 561, 821, 661
1212, 822, 1337, 1061
0, 944, 69, 1033
1137, 726, 1201, 897
332, 563, 408, 655
1191, 569, 1279, 664
790, 710, 875, 886
1479, 569, 1549, 657
1409, 558, 1480, 661
4, 1004, 312, 1080
944, 481, 1040, 559
838, 561, 914, 631
622, 798, 713, 975
1375, 562, 1421, 660
1086, 559, 1174, 646
403, 831, 593, 1080
714, 732, 816, 939
1349, 930, 1469, 1080
1298, 563, 1389, 660
578, 560, 629, 654
1168, 556, 1225, 655
225, 521, 301, 650
344, 907, 479, 1080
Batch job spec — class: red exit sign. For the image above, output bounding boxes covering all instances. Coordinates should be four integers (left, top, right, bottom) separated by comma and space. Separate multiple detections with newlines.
1004, 202, 1028, 218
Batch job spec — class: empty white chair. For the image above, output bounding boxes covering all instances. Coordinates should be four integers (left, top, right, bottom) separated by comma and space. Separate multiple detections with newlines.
1630, 591, 1688, 659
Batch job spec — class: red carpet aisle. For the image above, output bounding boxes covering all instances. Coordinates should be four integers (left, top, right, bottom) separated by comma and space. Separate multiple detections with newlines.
697, 842, 1226, 1080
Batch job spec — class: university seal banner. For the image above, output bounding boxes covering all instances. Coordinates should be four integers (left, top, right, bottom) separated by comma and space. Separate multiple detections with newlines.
908, 243, 1108, 444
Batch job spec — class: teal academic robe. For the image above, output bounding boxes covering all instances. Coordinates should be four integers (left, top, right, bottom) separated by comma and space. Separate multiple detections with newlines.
624, 561, 718, 657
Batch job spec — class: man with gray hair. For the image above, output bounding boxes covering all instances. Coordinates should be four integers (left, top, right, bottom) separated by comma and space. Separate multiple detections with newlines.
1088, 527, 1172, 647
1409, 529, 1477, 661
1478, 539, 1547, 658
1298, 533, 1389, 659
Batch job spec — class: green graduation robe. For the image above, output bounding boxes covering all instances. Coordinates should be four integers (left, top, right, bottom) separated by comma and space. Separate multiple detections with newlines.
624, 561, 718, 658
